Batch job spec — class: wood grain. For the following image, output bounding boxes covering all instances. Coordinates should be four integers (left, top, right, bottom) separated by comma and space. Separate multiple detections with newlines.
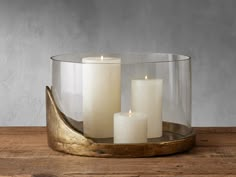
0, 127, 235, 176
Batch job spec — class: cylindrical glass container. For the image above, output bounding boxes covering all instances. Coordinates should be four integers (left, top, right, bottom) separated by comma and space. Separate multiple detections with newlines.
51, 53, 191, 143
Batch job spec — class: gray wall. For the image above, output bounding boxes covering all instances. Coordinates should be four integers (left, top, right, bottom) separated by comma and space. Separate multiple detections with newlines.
0, 0, 235, 126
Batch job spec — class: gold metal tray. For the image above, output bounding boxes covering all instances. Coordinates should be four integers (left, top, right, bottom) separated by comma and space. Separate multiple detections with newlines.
46, 86, 195, 158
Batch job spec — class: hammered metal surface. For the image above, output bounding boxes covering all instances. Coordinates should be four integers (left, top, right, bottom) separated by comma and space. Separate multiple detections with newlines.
46, 86, 195, 157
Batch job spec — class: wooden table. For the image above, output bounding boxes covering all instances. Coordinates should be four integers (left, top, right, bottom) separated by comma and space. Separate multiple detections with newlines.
0, 127, 235, 177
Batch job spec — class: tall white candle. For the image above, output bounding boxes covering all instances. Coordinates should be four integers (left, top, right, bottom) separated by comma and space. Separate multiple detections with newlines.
131, 76, 163, 138
114, 111, 147, 144
82, 56, 121, 138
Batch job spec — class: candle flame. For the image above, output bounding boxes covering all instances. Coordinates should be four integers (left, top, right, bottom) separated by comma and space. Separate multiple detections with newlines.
128, 109, 132, 117
101, 56, 104, 61
145, 75, 148, 80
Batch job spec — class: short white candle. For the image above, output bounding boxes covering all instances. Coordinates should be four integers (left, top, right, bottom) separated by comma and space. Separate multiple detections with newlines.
114, 110, 147, 144
131, 76, 163, 138
82, 56, 121, 138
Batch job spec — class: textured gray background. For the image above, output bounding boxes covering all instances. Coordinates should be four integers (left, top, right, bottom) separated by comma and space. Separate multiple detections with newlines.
0, 0, 235, 126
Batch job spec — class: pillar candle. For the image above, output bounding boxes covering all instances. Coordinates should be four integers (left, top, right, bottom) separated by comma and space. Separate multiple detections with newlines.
82, 56, 121, 138
131, 76, 163, 138
113, 111, 147, 144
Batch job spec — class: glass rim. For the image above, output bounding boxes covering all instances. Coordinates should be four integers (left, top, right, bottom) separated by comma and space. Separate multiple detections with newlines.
50, 52, 191, 64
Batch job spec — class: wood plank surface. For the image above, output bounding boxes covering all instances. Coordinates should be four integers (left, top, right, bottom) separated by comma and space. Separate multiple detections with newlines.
0, 127, 235, 176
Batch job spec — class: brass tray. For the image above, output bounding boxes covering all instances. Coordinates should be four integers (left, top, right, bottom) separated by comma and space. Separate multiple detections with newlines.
46, 86, 195, 158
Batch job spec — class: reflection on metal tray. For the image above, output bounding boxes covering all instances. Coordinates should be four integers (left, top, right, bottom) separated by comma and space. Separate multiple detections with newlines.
66, 117, 192, 143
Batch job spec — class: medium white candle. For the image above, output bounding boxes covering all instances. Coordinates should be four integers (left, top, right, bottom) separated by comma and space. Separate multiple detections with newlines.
114, 110, 147, 144
131, 76, 163, 138
82, 56, 121, 138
